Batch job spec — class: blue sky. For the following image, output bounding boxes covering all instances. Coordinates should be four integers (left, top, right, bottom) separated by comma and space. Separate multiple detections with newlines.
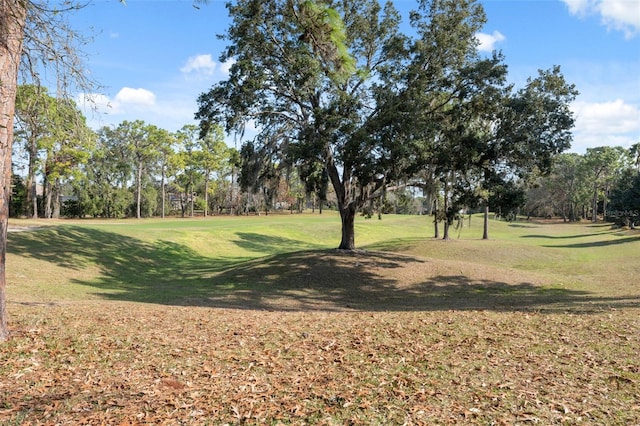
68, 0, 640, 154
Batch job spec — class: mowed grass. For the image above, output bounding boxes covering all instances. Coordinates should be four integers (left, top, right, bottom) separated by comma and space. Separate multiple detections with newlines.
1, 212, 639, 424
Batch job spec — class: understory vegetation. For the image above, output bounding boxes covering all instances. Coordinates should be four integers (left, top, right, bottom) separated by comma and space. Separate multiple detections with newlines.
1, 214, 639, 424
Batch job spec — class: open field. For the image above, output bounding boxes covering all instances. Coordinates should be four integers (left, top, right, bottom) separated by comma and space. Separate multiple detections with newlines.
2, 213, 639, 424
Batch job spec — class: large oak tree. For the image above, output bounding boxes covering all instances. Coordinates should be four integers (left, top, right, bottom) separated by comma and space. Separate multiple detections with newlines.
197, 0, 405, 249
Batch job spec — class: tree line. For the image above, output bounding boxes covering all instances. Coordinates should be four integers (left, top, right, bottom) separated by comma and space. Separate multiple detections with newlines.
11, 85, 341, 220
524, 145, 640, 227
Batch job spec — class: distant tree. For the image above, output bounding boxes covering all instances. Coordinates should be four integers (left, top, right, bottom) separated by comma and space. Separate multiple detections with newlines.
525, 153, 588, 221
609, 169, 640, 228
238, 139, 281, 215
14, 85, 94, 219
14, 85, 51, 218
109, 120, 163, 219
152, 128, 176, 218
196, 124, 228, 217
471, 66, 577, 237
174, 125, 203, 217
293, 153, 328, 214
41, 99, 94, 218
76, 126, 132, 218
487, 179, 526, 221
582, 146, 626, 222
9, 173, 28, 218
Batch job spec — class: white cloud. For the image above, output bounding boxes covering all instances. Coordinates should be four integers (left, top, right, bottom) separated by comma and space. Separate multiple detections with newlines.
114, 87, 156, 106
570, 98, 640, 152
562, 0, 591, 15
180, 54, 217, 76
561, 0, 640, 38
475, 30, 506, 52
77, 89, 201, 133
598, 0, 640, 37
219, 58, 236, 75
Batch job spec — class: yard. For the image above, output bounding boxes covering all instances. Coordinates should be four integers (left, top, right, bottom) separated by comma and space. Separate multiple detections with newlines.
2, 213, 638, 424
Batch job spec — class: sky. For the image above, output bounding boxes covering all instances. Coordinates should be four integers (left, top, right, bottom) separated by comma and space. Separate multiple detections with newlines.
66, 0, 640, 154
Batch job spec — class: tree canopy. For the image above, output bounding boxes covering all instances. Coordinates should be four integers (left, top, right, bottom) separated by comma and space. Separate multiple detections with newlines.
196, 0, 577, 248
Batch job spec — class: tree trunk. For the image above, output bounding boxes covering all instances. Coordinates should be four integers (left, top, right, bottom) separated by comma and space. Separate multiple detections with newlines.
161, 169, 166, 218
27, 140, 38, 219
52, 178, 61, 219
592, 184, 598, 223
325, 151, 358, 250
0, 0, 27, 341
443, 217, 450, 240
603, 185, 608, 221
339, 203, 356, 250
204, 175, 209, 217
442, 181, 450, 240
189, 181, 194, 217
44, 178, 53, 219
136, 161, 143, 219
433, 199, 439, 239
482, 203, 489, 240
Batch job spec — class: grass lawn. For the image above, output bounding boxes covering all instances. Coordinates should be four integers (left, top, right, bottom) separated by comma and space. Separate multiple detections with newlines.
1, 212, 639, 424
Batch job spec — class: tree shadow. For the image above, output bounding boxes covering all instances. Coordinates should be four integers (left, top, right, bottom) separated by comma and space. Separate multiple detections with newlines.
8, 227, 638, 313
8, 226, 238, 304
542, 235, 639, 248
191, 250, 639, 313
521, 233, 608, 239
232, 232, 324, 255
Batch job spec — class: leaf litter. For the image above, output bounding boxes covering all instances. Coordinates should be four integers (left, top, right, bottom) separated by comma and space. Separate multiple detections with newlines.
1, 300, 639, 425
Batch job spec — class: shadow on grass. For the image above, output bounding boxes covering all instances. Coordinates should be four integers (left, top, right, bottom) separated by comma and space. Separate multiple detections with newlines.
521, 233, 606, 240
8, 226, 638, 313
233, 232, 317, 254
542, 235, 639, 248
507, 223, 541, 229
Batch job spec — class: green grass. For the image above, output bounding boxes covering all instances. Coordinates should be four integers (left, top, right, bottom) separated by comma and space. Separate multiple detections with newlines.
7, 212, 429, 303
6, 212, 639, 307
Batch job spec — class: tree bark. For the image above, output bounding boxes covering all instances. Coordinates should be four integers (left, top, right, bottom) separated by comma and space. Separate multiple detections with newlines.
442, 179, 450, 240
482, 203, 489, 240
27, 140, 38, 218
325, 149, 357, 250
136, 160, 143, 219
0, 0, 27, 341
52, 178, 61, 219
44, 179, 53, 218
592, 183, 598, 223
204, 175, 209, 217
339, 203, 356, 250
161, 169, 166, 218
433, 199, 439, 239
